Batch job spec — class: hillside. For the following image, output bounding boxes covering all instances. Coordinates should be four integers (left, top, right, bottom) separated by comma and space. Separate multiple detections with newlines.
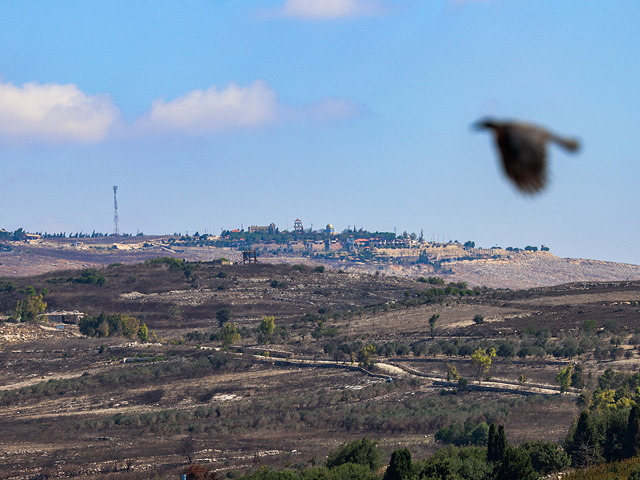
2, 256, 640, 477
2, 236, 640, 290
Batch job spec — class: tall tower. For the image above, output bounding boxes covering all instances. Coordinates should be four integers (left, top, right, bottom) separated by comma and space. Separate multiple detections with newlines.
113, 186, 120, 236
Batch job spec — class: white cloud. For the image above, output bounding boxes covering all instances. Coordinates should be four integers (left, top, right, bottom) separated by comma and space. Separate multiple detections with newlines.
281, 0, 388, 19
138, 80, 279, 133
0, 81, 119, 143
138, 80, 364, 134
0, 79, 365, 141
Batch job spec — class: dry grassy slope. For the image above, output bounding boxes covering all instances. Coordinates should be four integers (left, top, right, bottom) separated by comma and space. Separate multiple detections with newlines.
248, 251, 640, 290
4, 257, 640, 477
446, 253, 640, 289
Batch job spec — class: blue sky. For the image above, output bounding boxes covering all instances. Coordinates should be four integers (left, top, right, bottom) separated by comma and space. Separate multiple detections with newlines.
1, 0, 639, 264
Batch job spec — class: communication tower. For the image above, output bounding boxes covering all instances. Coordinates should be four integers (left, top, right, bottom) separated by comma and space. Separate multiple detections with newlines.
113, 186, 120, 236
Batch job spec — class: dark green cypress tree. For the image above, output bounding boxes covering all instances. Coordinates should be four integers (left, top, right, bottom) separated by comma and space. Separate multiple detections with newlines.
384, 448, 413, 480
566, 410, 601, 467
626, 404, 640, 459
487, 423, 498, 462
496, 425, 508, 462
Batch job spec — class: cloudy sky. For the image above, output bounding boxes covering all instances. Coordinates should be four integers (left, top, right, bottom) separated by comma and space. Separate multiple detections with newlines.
1, 0, 639, 264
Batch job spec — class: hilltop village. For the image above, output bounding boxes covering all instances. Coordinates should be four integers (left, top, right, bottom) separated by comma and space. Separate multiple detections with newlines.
3, 221, 549, 273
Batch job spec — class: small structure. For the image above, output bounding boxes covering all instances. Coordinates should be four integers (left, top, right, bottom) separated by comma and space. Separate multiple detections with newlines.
293, 219, 304, 233
242, 250, 258, 264
46, 310, 86, 324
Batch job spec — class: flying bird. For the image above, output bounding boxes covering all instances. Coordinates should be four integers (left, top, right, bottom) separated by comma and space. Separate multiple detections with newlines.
474, 118, 580, 193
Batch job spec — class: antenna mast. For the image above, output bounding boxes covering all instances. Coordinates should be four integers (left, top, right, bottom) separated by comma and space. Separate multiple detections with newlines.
113, 186, 120, 236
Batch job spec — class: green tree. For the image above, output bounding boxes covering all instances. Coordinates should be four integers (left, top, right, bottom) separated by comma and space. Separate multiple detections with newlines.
138, 323, 149, 342
571, 364, 585, 390
0, 280, 17, 293
626, 404, 640, 459
221, 322, 241, 347
357, 344, 376, 368
216, 308, 232, 327
555, 365, 573, 393
447, 364, 460, 382
487, 423, 498, 462
435, 421, 489, 447
519, 441, 570, 475
325, 437, 383, 471
471, 348, 496, 381
564, 410, 602, 467
119, 314, 140, 339
258, 316, 275, 345
97, 318, 109, 337
384, 448, 413, 480
496, 425, 508, 462
13, 293, 47, 323
414, 445, 492, 480
429, 314, 440, 338
495, 446, 538, 480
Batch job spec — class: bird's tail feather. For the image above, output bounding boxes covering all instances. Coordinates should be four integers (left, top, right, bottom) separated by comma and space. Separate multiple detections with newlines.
552, 135, 580, 152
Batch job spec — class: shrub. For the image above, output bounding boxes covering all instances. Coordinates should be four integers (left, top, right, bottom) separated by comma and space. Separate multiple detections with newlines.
519, 441, 570, 475
495, 446, 538, 480
414, 445, 492, 480
0, 280, 17, 293
435, 421, 489, 447
325, 437, 383, 471
603, 319, 620, 333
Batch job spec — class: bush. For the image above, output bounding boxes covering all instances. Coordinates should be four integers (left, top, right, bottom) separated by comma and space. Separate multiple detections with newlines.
78, 312, 140, 339
603, 319, 620, 333
325, 437, 383, 471
495, 446, 538, 480
0, 280, 17, 293
519, 441, 570, 475
414, 445, 492, 480
435, 421, 489, 446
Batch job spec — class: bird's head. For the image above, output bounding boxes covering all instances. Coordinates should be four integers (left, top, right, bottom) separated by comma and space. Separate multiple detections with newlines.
473, 117, 500, 131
